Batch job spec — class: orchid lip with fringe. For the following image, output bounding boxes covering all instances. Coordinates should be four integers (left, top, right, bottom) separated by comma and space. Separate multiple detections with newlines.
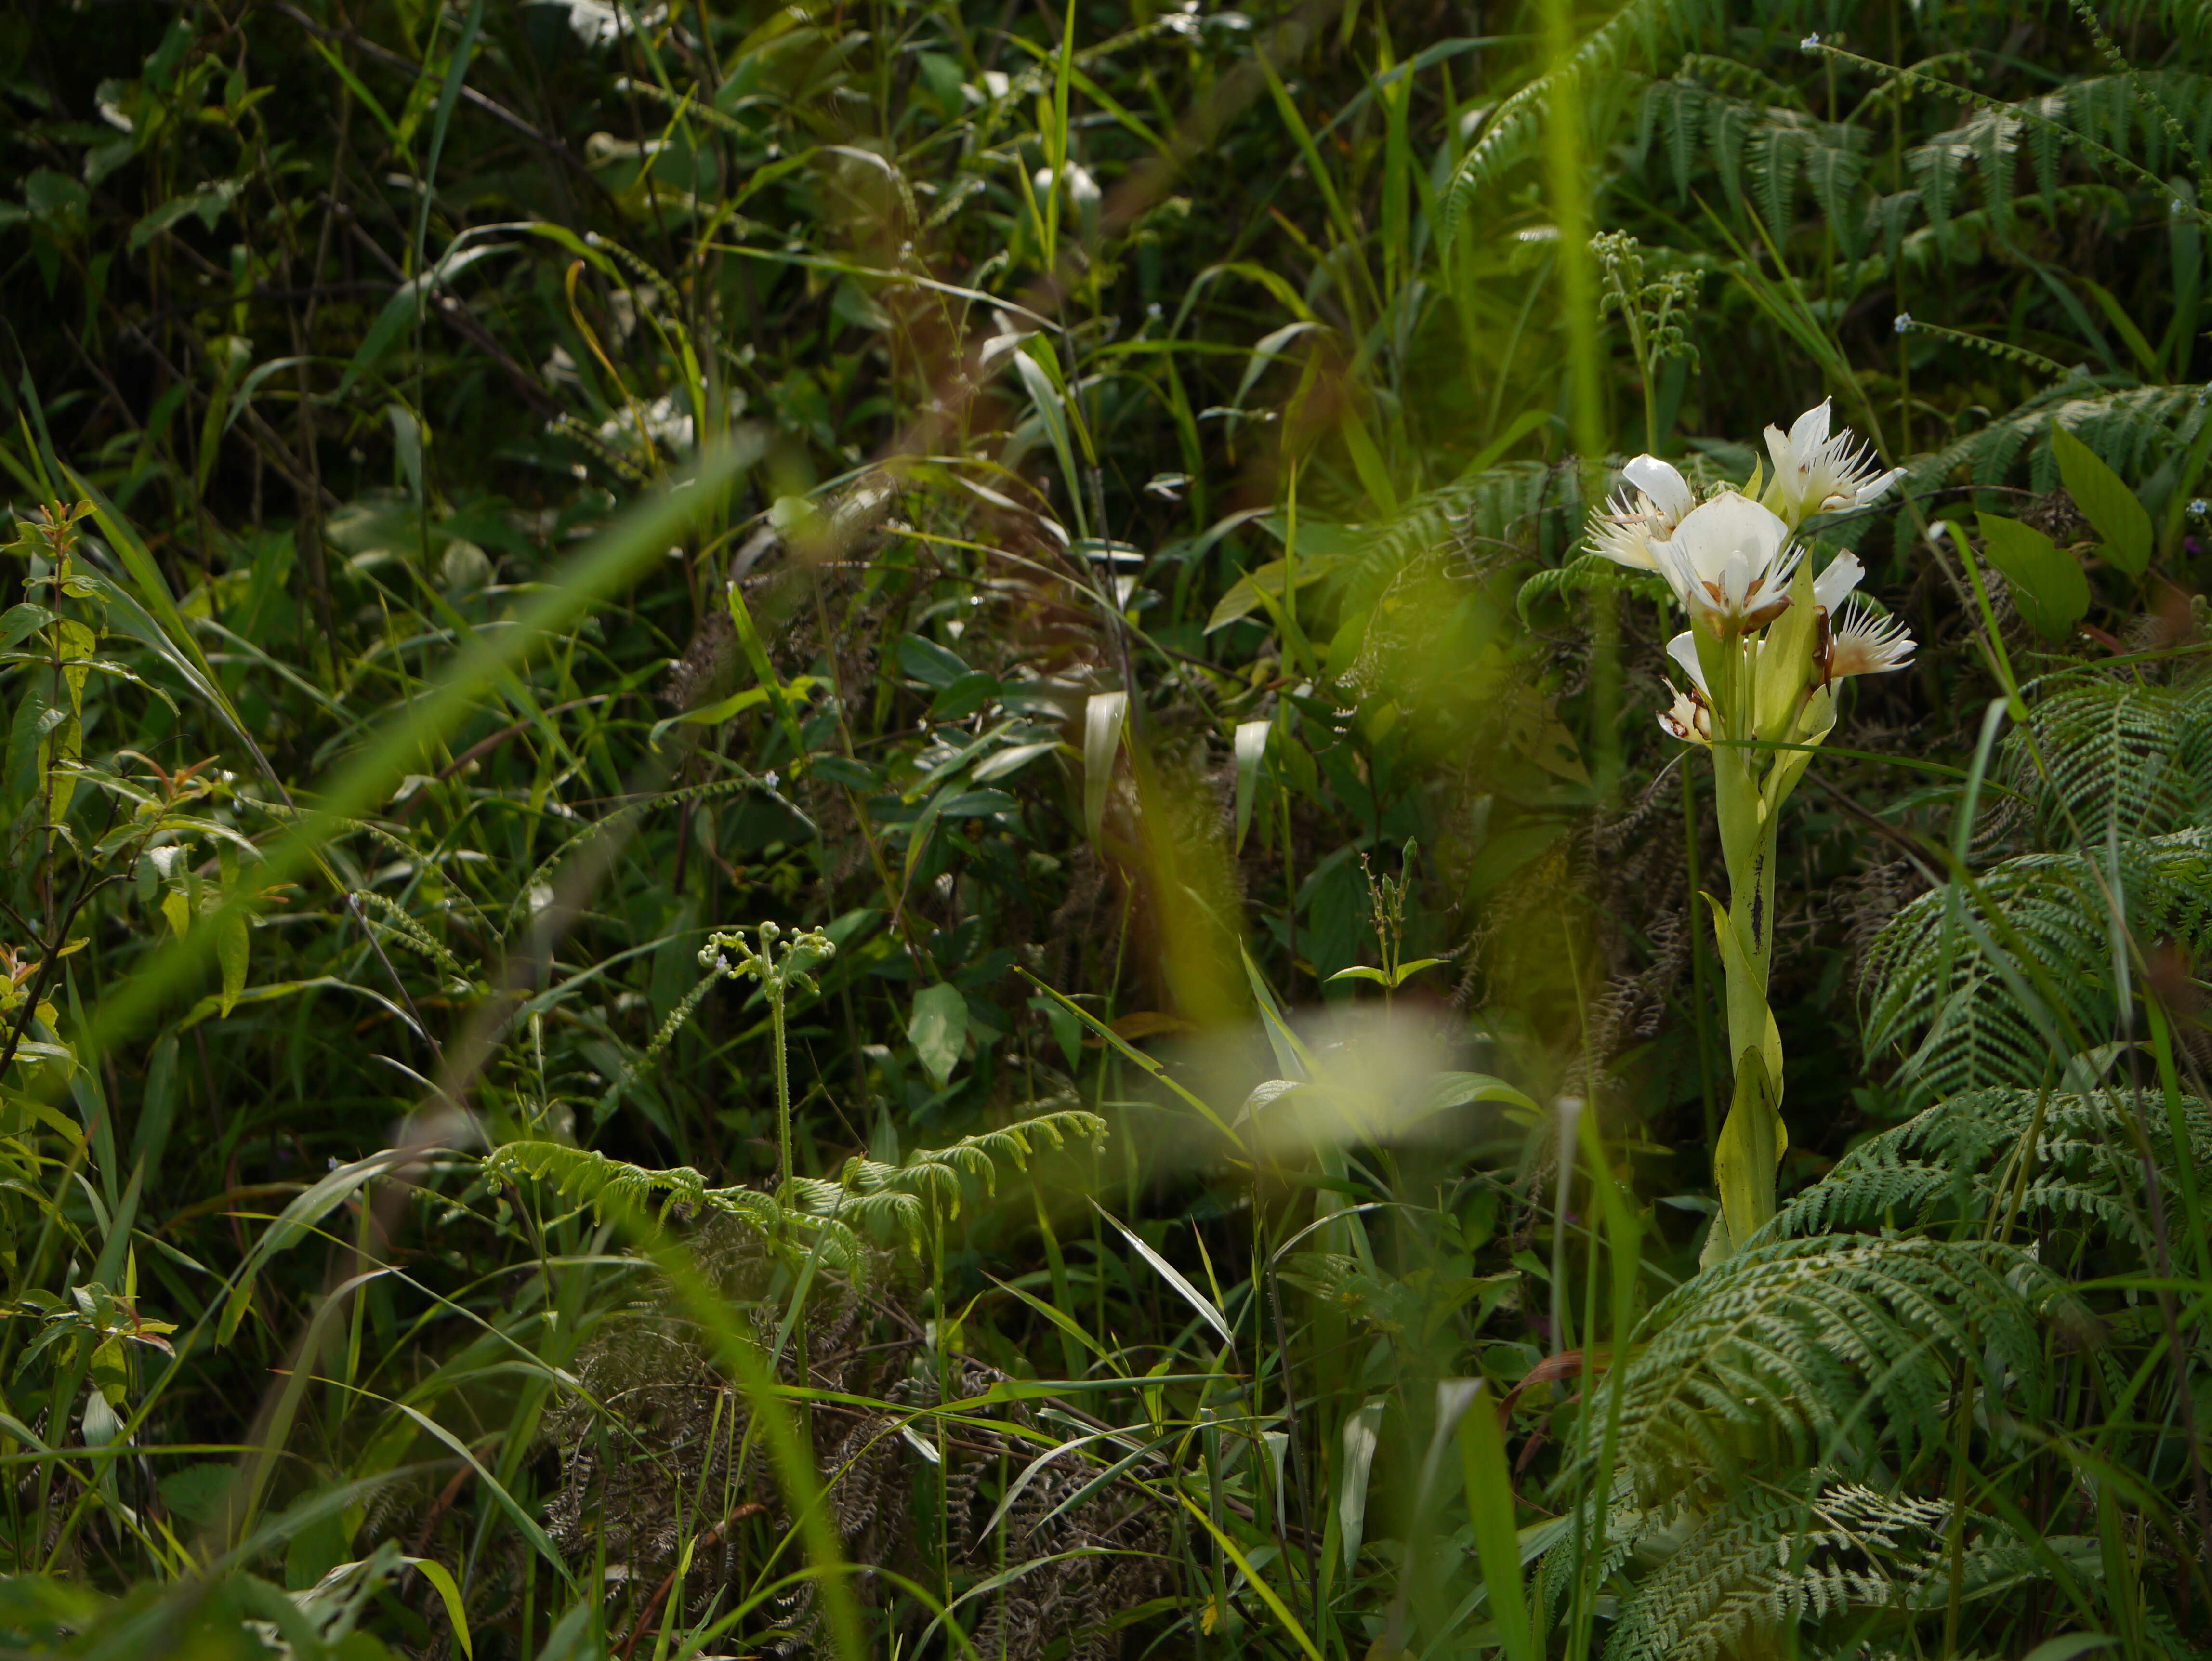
1591, 454, 1698, 573
1822, 597, 1917, 681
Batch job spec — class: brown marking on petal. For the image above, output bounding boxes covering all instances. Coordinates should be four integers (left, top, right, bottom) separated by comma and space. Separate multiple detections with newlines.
1744, 593, 1793, 631
1750, 852, 1766, 950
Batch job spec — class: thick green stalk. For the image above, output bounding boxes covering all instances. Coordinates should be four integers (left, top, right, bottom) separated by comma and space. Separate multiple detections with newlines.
1703, 628, 1790, 1261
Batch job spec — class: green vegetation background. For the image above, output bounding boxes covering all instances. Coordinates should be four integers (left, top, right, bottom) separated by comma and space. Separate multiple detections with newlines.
0, 0, 2211, 1656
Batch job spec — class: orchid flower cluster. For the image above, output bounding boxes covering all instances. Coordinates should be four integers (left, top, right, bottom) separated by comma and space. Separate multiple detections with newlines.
1593, 399, 1914, 744
1583, 399, 1912, 1262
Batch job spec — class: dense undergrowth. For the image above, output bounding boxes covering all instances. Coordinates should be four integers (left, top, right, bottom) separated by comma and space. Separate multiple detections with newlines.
1, 0, 2211, 1655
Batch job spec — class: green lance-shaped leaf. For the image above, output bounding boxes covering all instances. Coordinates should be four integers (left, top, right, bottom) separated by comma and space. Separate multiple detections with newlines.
1975, 512, 2090, 642
1751, 564, 1819, 743
1082, 689, 1126, 846
1706, 1045, 1785, 1267
2051, 419, 2150, 577
1232, 718, 1269, 853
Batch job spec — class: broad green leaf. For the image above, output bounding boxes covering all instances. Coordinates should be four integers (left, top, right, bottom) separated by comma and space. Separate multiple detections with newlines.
1387, 955, 1451, 985
645, 677, 819, 748
127, 179, 242, 252
895, 635, 971, 688
908, 983, 966, 1087
1205, 549, 1353, 633
1707, 1046, 1784, 1266
1975, 512, 2090, 641
0, 605, 52, 649
2051, 420, 2150, 577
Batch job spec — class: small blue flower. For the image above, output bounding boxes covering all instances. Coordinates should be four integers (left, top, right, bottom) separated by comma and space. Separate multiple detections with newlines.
1894, 313, 1914, 334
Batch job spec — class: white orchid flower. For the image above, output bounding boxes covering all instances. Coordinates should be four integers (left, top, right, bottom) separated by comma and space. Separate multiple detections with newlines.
1590, 455, 1698, 572
1651, 491, 1802, 634
1820, 597, 1916, 682
1760, 399, 1906, 526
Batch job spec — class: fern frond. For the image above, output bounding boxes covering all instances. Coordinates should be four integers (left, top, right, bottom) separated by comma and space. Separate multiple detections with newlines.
1892, 382, 2198, 518
1576, 1236, 2049, 1512
1443, 0, 1721, 241
812, 1107, 1109, 1245
487, 1140, 710, 1223
1600, 1481, 1950, 1661
1775, 1087, 2212, 1250
2012, 677, 2212, 842
483, 1140, 867, 1273
1861, 829, 2212, 1097
1808, 44, 2207, 226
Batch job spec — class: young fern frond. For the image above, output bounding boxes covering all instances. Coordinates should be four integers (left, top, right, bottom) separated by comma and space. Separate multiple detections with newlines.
483, 1141, 866, 1272
801, 1107, 1109, 1245
490, 1108, 1106, 1261
486, 1140, 713, 1223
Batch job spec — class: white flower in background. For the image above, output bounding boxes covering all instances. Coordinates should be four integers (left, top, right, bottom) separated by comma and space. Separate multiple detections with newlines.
560, 0, 667, 47
1821, 598, 1916, 682
1760, 398, 1906, 525
597, 393, 694, 455
1651, 491, 1801, 633
1590, 455, 1698, 573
